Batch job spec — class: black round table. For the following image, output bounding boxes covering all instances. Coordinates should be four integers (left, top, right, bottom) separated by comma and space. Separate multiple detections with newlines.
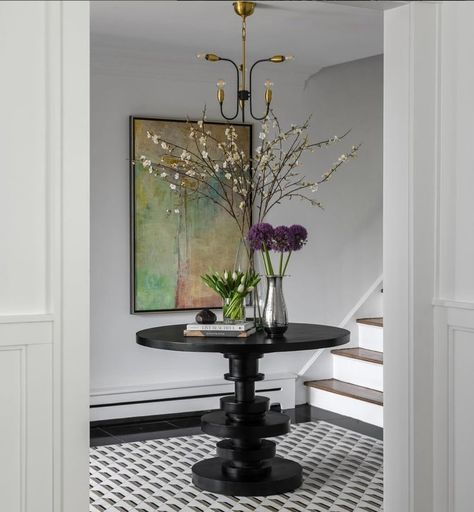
136, 322, 349, 496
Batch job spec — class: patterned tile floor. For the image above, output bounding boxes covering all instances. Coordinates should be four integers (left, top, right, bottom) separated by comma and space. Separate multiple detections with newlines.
90, 420, 383, 512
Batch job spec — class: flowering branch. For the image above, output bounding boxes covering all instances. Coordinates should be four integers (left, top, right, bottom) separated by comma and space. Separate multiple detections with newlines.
136, 112, 360, 240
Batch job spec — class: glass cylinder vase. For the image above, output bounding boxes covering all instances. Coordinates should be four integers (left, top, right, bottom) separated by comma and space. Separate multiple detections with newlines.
223, 295, 246, 324
262, 275, 288, 338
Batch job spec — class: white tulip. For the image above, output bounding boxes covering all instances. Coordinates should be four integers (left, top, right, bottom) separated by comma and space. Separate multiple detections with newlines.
224, 271, 228, 280
232, 272, 238, 281
237, 284, 245, 293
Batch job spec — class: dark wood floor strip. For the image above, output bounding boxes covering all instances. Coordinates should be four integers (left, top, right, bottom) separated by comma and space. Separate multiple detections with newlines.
304, 379, 383, 406
331, 347, 383, 364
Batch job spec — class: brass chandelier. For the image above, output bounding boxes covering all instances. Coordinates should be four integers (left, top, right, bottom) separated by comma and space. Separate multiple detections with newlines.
197, 1, 294, 122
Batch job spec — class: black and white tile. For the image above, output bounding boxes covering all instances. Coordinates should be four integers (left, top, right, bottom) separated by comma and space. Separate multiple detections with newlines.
90, 421, 383, 511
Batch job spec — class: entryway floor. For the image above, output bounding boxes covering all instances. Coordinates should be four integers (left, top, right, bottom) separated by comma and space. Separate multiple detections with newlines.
90, 404, 383, 447
90, 419, 383, 511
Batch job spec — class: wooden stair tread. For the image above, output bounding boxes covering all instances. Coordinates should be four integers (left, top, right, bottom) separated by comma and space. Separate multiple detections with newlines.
331, 347, 383, 365
357, 317, 383, 327
304, 379, 383, 406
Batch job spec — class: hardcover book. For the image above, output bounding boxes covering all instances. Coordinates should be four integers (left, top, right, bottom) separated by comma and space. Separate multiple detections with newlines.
185, 321, 255, 332
184, 328, 257, 338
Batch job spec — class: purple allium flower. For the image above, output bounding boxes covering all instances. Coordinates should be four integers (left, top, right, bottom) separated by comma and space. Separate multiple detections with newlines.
288, 224, 308, 251
271, 225, 292, 252
247, 223, 274, 251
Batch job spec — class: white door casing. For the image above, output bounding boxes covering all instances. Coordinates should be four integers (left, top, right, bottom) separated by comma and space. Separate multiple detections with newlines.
2, 2, 474, 512
431, 3, 474, 511
0, 2, 89, 512
385, 2, 474, 512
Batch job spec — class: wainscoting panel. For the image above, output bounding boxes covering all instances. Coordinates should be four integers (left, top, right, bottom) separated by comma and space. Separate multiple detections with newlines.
450, 327, 474, 512
0, 2, 90, 512
434, 304, 474, 512
0, 1, 48, 316
25, 344, 53, 511
0, 347, 25, 512
0, 343, 53, 512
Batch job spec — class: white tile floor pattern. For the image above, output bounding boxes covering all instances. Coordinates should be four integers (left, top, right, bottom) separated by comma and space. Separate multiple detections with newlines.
90, 421, 383, 512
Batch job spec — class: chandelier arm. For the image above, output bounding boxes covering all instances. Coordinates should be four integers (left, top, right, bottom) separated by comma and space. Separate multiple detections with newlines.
217, 58, 241, 121
249, 58, 272, 120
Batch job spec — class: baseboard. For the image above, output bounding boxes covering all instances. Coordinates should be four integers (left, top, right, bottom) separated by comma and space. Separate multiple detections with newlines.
90, 373, 296, 421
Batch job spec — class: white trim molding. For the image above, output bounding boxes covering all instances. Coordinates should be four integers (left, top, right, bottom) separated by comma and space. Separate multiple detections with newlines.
384, 3, 438, 511
0, 316, 53, 347
385, 2, 474, 511
297, 274, 383, 377
0, 2, 90, 512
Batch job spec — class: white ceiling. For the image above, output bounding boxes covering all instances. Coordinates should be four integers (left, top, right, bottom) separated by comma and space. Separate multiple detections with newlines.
91, 1, 384, 82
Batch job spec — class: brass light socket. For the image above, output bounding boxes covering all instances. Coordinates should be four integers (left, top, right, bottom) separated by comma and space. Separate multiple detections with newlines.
217, 88, 225, 104
265, 88, 272, 104
205, 53, 220, 62
270, 55, 285, 63
233, 1, 256, 19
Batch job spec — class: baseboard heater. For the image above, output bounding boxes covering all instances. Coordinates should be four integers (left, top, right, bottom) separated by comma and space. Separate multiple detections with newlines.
90, 374, 296, 421
90, 387, 281, 409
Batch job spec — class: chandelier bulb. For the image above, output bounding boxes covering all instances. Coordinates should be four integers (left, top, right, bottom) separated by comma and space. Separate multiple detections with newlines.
216, 79, 226, 89
285, 55, 295, 61
264, 80, 274, 90
196, 53, 206, 60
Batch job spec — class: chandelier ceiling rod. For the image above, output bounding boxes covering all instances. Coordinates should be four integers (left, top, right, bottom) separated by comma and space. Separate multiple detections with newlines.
197, 1, 294, 123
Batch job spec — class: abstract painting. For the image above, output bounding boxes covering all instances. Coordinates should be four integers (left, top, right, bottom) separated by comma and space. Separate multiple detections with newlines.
130, 117, 252, 313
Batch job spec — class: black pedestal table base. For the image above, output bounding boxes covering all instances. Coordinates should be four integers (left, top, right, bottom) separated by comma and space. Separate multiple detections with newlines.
136, 322, 350, 497
191, 353, 302, 496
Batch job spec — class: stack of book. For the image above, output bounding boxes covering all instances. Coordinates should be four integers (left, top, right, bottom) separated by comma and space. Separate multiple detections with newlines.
184, 321, 256, 337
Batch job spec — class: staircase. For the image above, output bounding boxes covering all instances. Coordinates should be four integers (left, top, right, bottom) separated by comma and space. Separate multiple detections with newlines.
304, 318, 384, 427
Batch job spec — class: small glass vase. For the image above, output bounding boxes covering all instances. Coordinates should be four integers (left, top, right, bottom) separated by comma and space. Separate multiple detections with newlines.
223, 296, 246, 324
262, 275, 288, 338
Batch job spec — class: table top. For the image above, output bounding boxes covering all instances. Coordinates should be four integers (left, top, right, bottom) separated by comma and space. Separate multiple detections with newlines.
136, 323, 350, 355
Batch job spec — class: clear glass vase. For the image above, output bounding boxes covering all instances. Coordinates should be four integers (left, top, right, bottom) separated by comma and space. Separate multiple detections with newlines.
233, 237, 251, 273
223, 296, 246, 324
234, 237, 263, 328
262, 275, 288, 338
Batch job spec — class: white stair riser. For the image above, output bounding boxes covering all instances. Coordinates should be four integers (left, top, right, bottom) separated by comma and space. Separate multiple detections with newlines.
333, 356, 383, 392
308, 387, 383, 427
358, 324, 383, 351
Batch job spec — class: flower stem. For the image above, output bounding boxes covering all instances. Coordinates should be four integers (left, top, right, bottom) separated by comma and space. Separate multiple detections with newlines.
262, 242, 275, 276
282, 251, 292, 275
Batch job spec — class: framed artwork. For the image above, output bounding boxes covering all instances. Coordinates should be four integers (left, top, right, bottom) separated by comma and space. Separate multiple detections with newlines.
130, 116, 252, 313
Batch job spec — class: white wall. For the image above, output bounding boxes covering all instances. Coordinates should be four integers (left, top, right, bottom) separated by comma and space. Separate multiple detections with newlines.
0, 2, 90, 512
90, 42, 382, 408
273, 55, 383, 327
384, 3, 474, 512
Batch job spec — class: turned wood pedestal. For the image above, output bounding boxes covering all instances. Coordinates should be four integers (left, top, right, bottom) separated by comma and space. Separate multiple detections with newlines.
136, 323, 349, 496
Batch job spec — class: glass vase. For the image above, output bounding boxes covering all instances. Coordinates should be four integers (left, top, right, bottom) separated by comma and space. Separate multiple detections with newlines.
233, 237, 251, 273
234, 236, 264, 328
223, 296, 246, 324
262, 275, 288, 338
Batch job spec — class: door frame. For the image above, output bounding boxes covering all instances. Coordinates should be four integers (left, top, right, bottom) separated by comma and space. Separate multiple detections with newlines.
49, 2, 90, 511
60, 1, 448, 511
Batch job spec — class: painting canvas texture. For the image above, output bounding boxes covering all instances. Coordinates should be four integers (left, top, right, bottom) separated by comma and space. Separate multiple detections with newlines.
131, 118, 251, 312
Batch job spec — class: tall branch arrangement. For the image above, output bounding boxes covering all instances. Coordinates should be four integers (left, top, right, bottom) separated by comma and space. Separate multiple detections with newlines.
138, 112, 360, 241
